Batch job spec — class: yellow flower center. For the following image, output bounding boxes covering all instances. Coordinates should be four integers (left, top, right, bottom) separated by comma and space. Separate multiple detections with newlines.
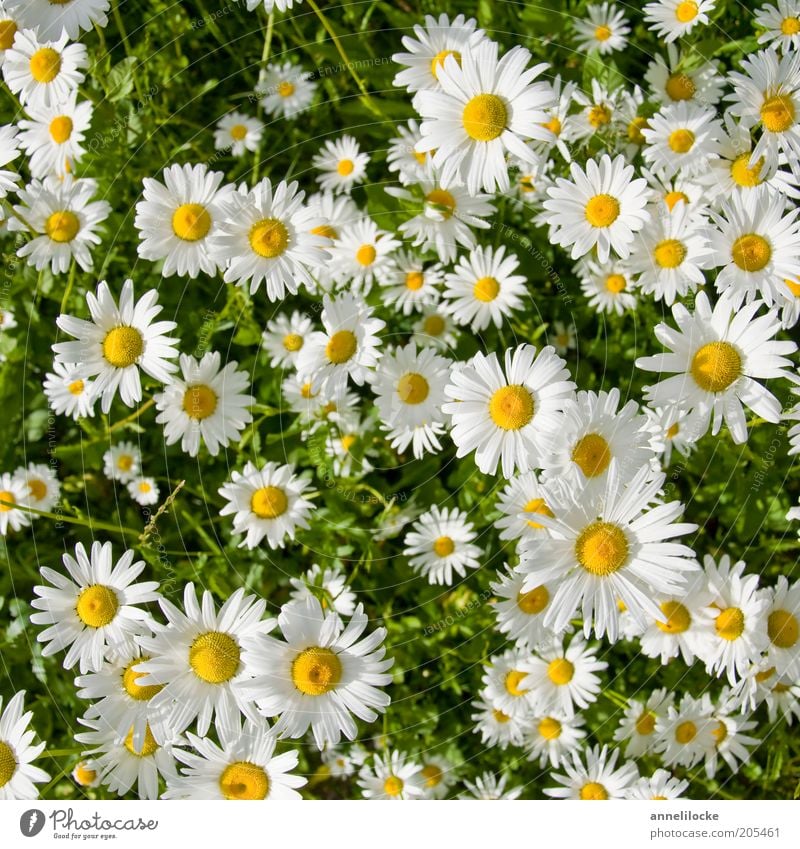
493, 708, 510, 723
421, 764, 443, 788
524, 497, 554, 529
585, 193, 620, 228
425, 188, 456, 219
654, 238, 687, 269
229, 123, 247, 140
538, 716, 562, 740
0, 20, 18, 51
73, 762, 96, 787
283, 333, 303, 352
28, 479, 47, 501
690, 341, 741, 393
49, 115, 74, 143
575, 521, 629, 576
715, 606, 745, 641
731, 233, 771, 271
675, 720, 697, 744
594, 24, 612, 41
462, 93, 508, 141
277, 80, 295, 98
782, 16, 800, 34
517, 585, 549, 615
731, 154, 764, 188
666, 422, 680, 439
489, 385, 534, 430
356, 244, 376, 266
518, 175, 534, 192
784, 278, 800, 296
768, 609, 799, 648
405, 270, 424, 290
117, 455, 133, 472
341, 433, 357, 452
337, 158, 354, 176
712, 720, 728, 745
124, 725, 158, 758
189, 631, 240, 683
76, 585, 119, 628
473, 276, 500, 302
0, 740, 16, 787
423, 314, 445, 336
627, 116, 648, 144
138, 482, 151, 494
635, 711, 656, 735
397, 372, 429, 405
761, 94, 795, 133
312, 223, 338, 240
68, 379, 84, 395
665, 73, 696, 101
249, 218, 289, 258
220, 762, 269, 800
756, 666, 776, 683
172, 203, 211, 241
45, 210, 80, 243
588, 104, 612, 128
325, 329, 358, 364
431, 49, 461, 79
571, 433, 612, 478
102, 326, 144, 368
668, 129, 695, 153
30, 47, 61, 83
433, 536, 455, 557
505, 669, 529, 696
543, 116, 563, 136
676, 1, 699, 22
605, 273, 626, 293
182, 384, 218, 420
250, 486, 288, 519
384, 775, 404, 796
657, 600, 692, 634
291, 646, 342, 696
547, 658, 574, 686
580, 781, 608, 800
122, 657, 163, 701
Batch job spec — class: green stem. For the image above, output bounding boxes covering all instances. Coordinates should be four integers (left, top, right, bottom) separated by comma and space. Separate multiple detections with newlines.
108, 397, 155, 432
0, 498, 141, 537
252, 11, 274, 186
60, 259, 77, 314
111, 0, 146, 104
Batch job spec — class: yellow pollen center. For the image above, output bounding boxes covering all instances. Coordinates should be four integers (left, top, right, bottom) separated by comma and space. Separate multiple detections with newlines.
384, 775, 404, 796
755, 666, 776, 683
676, 1, 699, 22
664, 190, 689, 211
0, 20, 18, 51
636, 711, 656, 735
30, 47, 61, 83
172, 203, 212, 241
524, 497, 554, 529
628, 116, 648, 144
397, 372, 429, 405
712, 721, 728, 744
585, 193, 620, 227
580, 782, 608, 800
291, 646, 342, 696
76, 585, 119, 628
782, 17, 800, 34
785, 278, 800, 296
473, 276, 500, 302
654, 239, 687, 269
341, 433, 357, 452
731, 154, 764, 187
189, 631, 240, 683
28, 479, 47, 501
250, 486, 288, 519
547, 658, 574, 686
538, 716, 562, 740
405, 270, 424, 290
117, 455, 133, 472
492, 708, 510, 723
665, 73, 697, 101
690, 341, 741, 393
588, 104, 612, 128
423, 314, 445, 336
68, 379, 84, 395
311, 223, 338, 240
300, 382, 315, 399
731, 233, 771, 271
425, 188, 456, 219
182, 384, 218, 420
102, 326, 144, 368
45, 210, 80, 243
543, 116, 563, 135
489, 385, 534, 430
575, 521, 629, 575
761, 94, 795, 133
337, 159, 354, 177
433, 536, 455, 557
605, 273, 626, 293
138, 482, 151, 493
421, 764, 443, 788
715, 606, 745, 641
277, 80, 295, 98
675, 720, 697, 743
571, 433, 612, 478
124, 725, 159, 758
594, 24, 612, 41
517, 584, 550, 615
73, 762, 96, 787
668, 129, 695, 153
49, 115, 73, 143
430, 49, 461, 79
505, 669, 529, 696
122, 658, 163, 701
462, 93, 508, 141
356, 244, 376, 266
325, 329, 358, 364
0, 740, 16, 787
283, 333, 303, 352
657, 600, 691, 634
220, 762, 269, 800
768, 609, 799, 648
249, 218, 289, 258
229, 123, 247, 140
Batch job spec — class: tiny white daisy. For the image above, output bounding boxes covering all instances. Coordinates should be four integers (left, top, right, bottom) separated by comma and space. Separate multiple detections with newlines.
358, 750, 424, 800
257, 60, 316, 118
643, 0, 716, 44
102, 440, 141, 483
213, 112, 263, 157
403, 504, 481, 585
0, 691, 49, 800
13, 461, 60, 512
545, 744, 638, 800
43, 360, 95, 419
312, 135, 369, 195
127, 476, 159, 507
288, 563, 356, 618
16, 92, 92, 178
573, 3, 630, 55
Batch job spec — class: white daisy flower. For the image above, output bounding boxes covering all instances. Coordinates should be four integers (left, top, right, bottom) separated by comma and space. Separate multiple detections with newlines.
643, 166, 709, 217
312, 135, 369, 195
0, 691, 49, 800
645, 43, 724, 106
545, 744, 638, 800
765, 576, 800, 679
625, 768, 688, 800
443, 343, 576, 478
756, 1, 800, 51
703, 701, 759, 779
43, 360, 96, 419
17, 93, 92, 178
462, 771, 522, 800
0, 122, 20, 210
14, 461, 59, 512
642, 102, 722, 179
213, 112, 263, 156
288, 563, 356, 618
635, 291, 797, 445
0, 305, 16, 330
494, 471, 557, 543
564, 80, 623, 145
257, 60, 316, 118
403, 504, 481, 585
2, 28, 87, 109
386, 118, 433, 185
244, 0, 302, 15
30, 540, 160, 673
613, 688, 675, 758
523, 712, 586, 768
7, 0, 109, 41
321, 744, 368, 778
136, 583, 273, 737
102, 440, 141, 483
261, 311, 313, 369
379, 250, 443, 316
415, 40, 553, 194
218, 460, 314, 550
71, 760, 100, 788
238, 596, 393, 749
442, 244, 527, 332
9, 175, 110, 273
127, 476, 159, 506
535, 74, 576, 162
328, 218, 400, 294
470, 693, 527, 749
543, 153, 650, 263
642, 404, 699, 466
165, 719, 305, 800
577, 257, 638, 315
654, 693, 716, 768
643, 0, 715, 43
135, 163, 234, 279
573, 3, 630, 54
372, 342, 450, 460
304, 189, 361, 243
419, 756, 454, 799
490, 566, 561, 649
0, 3, 22, 68
358, 750, 424, 800
412, 307, 459, 351
480, 648, 538, 720
54, 279, 180, 414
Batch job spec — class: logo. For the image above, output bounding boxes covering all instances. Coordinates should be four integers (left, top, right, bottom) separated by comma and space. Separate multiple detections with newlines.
20, 810, 45, 837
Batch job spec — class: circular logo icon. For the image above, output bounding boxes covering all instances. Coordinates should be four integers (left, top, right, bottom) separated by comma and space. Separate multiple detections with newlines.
20, 810, 45, 837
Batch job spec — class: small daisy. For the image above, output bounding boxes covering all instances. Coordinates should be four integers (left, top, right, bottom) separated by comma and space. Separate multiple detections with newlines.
135, 163, 234, 279
494, 471, 557, 543
218, 461, 314, 550
7, 0, 109, 41
372, 342, 450, 460
328, 218, 400, 293
30, 541, 160, 673
257, 60, 316, 118
288, 563, 356, 618
535, 74, 576, 162
703, 701, 759, 779
543, 153, 650, 263
0, 306, 16, 330
635, 291, 797, 444
71, 760, 100, 789
102, 440, 141, 483
136, 583, 273, 737
43, 360, 95, 418
549, 320, 577, 357
462, 771, 522, 800
53, 279, 180, 414
238, 596, 393, 749
523, 712, 586, 768
0, 691, 49, 800
490, 566, 561, 649
545, 744, 639, 800
14, 462, 60, 512
165, 719, 305, 800
379, 251, 443, 316
481, 648, 538, 719
213, 112, 263, 157
312, 135, 369, 195
443, 344, 576, 478
386, 119, 432, 185
756, 1, 800, 51
654, 693, 716, 768
765, 576, 800, 679
645, 43, 724, 106
577, 257, 638, 315
304, 189, 361, 244
412, 308, 459, 352
642, 404, 699, 466
643, 0, 716, 43
573, 3, 630, 55
403, 504, 481, 585
127, 476, 159, 507
17, 93, 93, 178
418, 756, 454, 800
470, 693, 527, 749
613, 689, 675, 758
642, 102, 722, 179
0, 4, 22, 68
262, 311, 314, 368
625, 768, 688, 800
358, 750, 424, 800
0, 473, 32, 535
321, 745, 367, 779
2, 28, 87, 109
0, 123, 20, 215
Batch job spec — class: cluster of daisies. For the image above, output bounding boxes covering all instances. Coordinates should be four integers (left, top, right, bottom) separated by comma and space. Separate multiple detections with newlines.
2, 0, 800, 802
